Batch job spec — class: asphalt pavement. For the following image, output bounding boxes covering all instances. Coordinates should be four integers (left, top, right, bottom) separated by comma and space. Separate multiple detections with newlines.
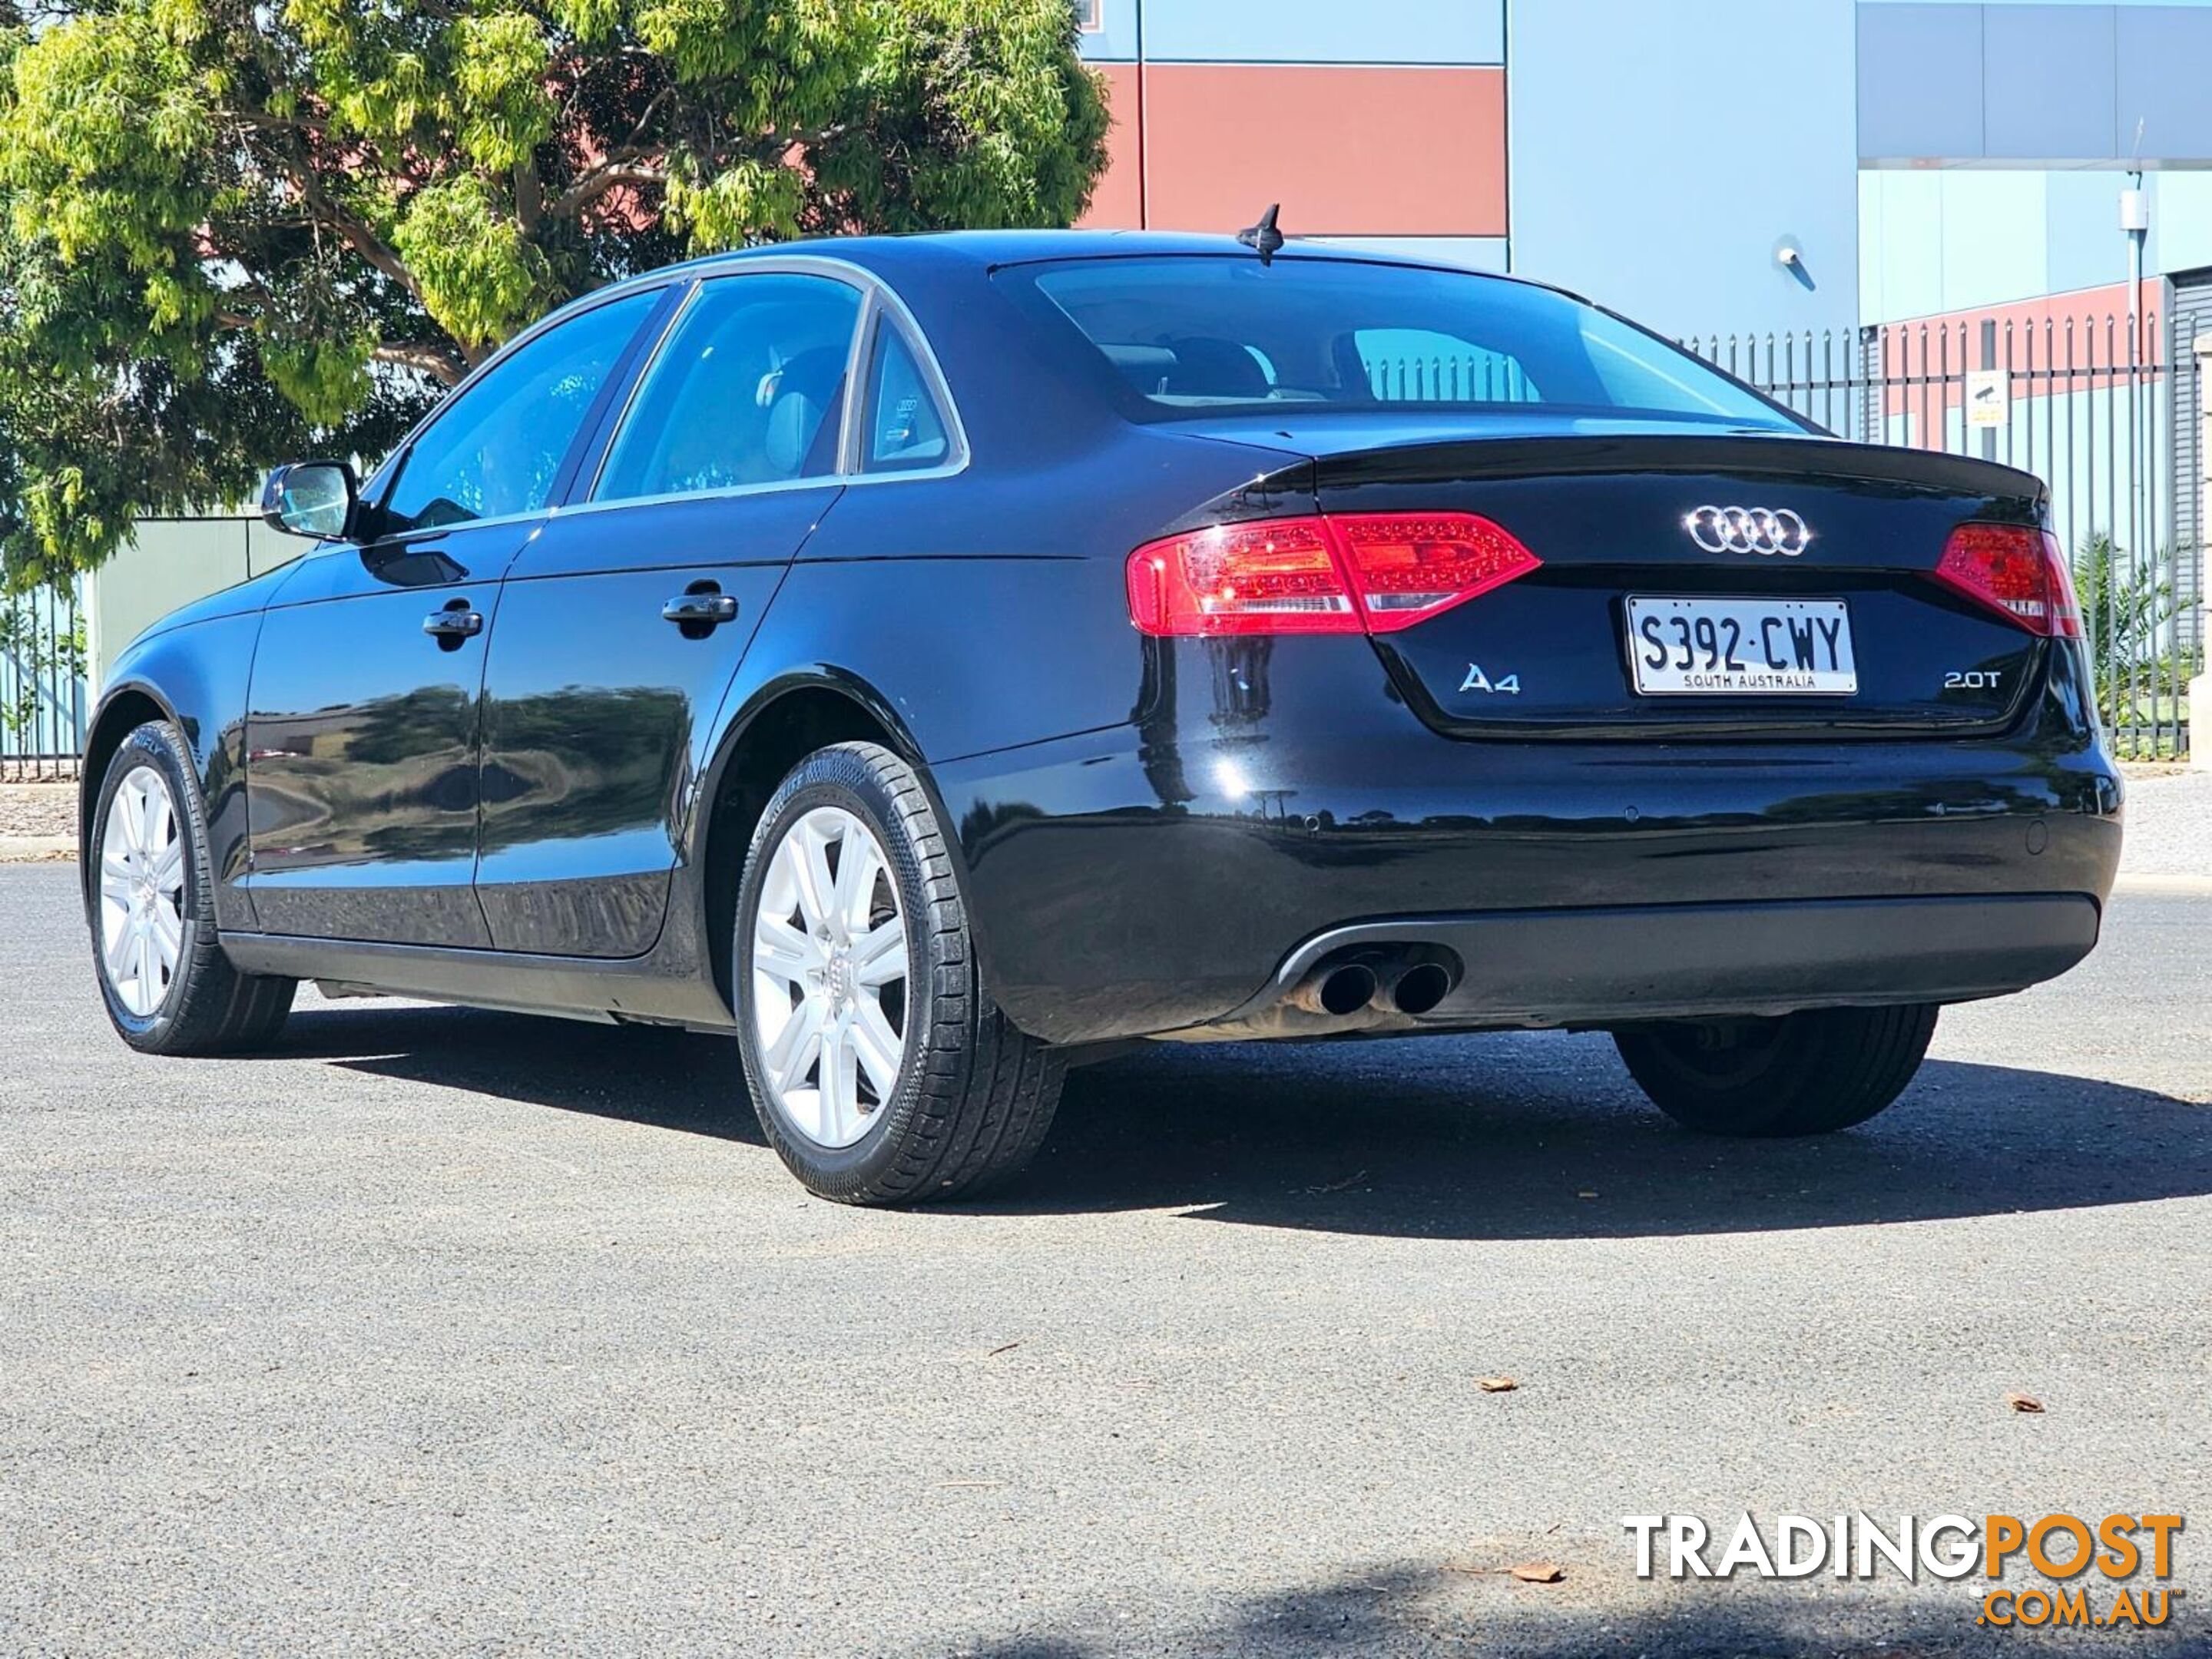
2, 862, 2207, 1656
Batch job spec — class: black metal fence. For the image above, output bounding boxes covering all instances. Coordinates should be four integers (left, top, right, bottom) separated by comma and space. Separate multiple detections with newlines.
0, 581, 87, 783
1686, 310, 2197, 760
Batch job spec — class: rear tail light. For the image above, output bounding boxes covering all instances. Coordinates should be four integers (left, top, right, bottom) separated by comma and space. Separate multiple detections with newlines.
1124, 518, 1356, 636
1332, 513, 1545, 630
1932, 524, 2081, 638
1126, 512, 1541, 637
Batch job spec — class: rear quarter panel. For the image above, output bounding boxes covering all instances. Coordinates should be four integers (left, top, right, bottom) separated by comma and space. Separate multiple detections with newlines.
765, 418, 1302, 763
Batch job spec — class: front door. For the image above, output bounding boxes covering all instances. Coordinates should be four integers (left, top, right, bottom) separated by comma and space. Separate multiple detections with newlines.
246, 531, 519, 945
243, 286, 667, 944
474, 270, 864, 955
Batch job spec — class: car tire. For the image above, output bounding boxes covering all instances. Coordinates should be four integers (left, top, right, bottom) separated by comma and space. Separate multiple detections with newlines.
733, 740, 1064, 1205
1613, 1003, 1937, 1137
88, 720, 296, 1055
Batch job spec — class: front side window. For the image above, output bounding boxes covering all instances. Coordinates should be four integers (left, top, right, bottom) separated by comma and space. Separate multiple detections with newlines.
595, 273, 862, 503
860, 323, 953, 473
379, 290, 660, 535
1003, 255, 1800, 428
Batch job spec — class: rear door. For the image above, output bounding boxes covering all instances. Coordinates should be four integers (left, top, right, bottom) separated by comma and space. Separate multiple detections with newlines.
473, 269, 866, 956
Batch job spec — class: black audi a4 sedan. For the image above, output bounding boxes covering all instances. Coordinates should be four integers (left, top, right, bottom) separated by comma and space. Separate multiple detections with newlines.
81, 231, 2121, 1204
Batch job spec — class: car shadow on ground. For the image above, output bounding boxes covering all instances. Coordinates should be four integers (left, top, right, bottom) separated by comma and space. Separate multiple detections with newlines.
934, 1561, 2091, 1658
276, 1002, 771, 1145
276, 1000, 2211, 1243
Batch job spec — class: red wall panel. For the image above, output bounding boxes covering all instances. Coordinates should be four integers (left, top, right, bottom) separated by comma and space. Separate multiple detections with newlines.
1139, 65, 1505, 237
1077, 62, 1144, 230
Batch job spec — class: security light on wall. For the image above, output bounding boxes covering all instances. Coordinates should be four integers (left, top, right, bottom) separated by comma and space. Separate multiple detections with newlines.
1773, 236, 1814, 291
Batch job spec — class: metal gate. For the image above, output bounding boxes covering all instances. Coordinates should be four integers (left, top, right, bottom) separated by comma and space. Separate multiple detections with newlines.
0, 581, 87, 783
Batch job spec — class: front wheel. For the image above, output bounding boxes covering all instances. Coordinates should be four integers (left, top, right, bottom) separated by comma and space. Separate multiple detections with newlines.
733, 741, 1063, 1205
1613, 1004, 1938, 1137
88, 720, 295, 1055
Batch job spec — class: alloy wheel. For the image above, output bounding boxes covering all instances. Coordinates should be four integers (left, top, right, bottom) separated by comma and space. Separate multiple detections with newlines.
749, 806, 911, 1148
98, 764, 187, 1018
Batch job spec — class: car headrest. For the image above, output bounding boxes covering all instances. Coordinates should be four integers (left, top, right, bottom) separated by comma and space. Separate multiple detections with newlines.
1159, 336, 1270, 399
764, 388, 825, 476
757, 345, 846, 478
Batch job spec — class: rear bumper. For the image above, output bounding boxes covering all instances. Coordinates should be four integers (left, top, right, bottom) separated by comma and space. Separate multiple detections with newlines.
932, 683, 2122, 1045
1209, 893, 2101, 1036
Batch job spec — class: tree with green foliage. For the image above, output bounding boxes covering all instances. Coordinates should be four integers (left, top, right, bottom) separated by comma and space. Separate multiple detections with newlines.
2073, 531, 2185, 686
0, 0, 1108, 588
2071, 530, 2199, 755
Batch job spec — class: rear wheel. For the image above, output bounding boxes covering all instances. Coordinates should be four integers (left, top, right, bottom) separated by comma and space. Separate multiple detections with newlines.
1613, 1004, 1937, 1137
89, 721, 295, 1055
733, 741, 1063, 1205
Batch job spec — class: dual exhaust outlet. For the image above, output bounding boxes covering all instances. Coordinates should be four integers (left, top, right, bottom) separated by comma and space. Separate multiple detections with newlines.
1288, 949, 1459, 1021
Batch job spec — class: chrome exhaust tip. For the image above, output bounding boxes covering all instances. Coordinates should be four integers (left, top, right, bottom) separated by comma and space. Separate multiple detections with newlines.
1291, 961, 1380, 1017
1387, 961, 1454, 1016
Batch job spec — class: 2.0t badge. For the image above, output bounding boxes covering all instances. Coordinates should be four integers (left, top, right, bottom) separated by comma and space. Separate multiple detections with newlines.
1685, 505, 1811, 556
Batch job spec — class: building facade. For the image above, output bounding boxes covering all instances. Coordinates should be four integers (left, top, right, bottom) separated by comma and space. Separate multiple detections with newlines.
1077, 1, 2212, 340
34, 3, 2212, 753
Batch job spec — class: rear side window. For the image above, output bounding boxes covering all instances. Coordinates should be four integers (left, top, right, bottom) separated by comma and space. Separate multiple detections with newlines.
596, 273, 861, 502
1004, 255, 1794, 428
861, 323, 952, 473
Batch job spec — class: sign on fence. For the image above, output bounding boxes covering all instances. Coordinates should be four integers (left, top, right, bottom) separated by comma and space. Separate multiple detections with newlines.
1965, 368, 2010, 429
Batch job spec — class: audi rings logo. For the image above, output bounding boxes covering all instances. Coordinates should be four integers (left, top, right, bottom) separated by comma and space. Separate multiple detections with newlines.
1684, 505, 1812, 556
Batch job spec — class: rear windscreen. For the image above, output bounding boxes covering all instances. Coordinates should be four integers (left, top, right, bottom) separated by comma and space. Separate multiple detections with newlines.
1001, 254, 1798, 429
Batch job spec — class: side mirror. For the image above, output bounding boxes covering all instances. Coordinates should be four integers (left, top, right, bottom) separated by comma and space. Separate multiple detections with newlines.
261, 461, 359, 541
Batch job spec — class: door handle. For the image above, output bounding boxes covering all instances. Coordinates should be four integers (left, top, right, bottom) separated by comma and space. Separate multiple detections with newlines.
422, 599, 484, 644
662, 592, 739, 627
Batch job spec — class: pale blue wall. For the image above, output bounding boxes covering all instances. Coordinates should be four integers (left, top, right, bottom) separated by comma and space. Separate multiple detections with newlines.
2152, 174, 2212, 271
1078, 0, 1141, 62
1505, 0, 1862, 338
1861, 166, 2212, 320
1856, 3, 2212, 317
1142, 0, 1502, 62
2046, 171, 2134, 296
1985, 7, 2117, 161
1859, 171, 2051, 319
1078, 0, 1503, 63
1860, 3, 2212, 165
1858, 4, 1983, 163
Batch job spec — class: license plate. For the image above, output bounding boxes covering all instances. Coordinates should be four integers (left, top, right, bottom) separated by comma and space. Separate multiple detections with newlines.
1626, 597, 1856, 696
